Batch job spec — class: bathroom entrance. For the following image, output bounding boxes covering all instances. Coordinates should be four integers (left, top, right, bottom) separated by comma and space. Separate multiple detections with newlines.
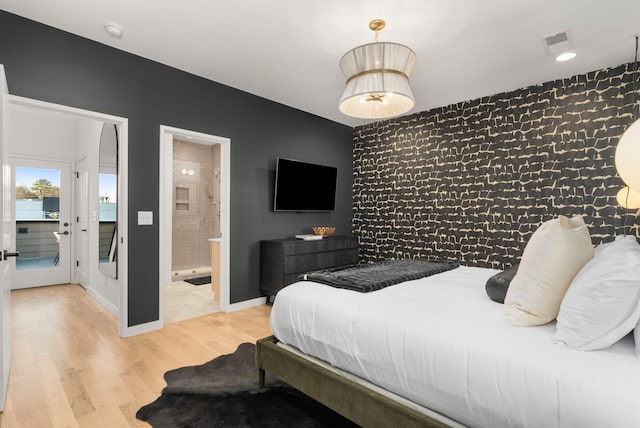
167, 140, 220, 322
159, 126, 231, 324
172, 140, 220, 278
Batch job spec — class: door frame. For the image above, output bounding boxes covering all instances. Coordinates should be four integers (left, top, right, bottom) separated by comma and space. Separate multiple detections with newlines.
159, 126, 231, 318
75, 156, 89, 288
7, 95, 131, 337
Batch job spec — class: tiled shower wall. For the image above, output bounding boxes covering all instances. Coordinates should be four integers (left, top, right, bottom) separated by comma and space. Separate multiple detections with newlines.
172, 140, 221, 272
353, 62, 639, 269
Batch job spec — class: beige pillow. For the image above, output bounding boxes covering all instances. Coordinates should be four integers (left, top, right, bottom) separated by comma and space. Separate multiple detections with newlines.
504, 215, 593, 326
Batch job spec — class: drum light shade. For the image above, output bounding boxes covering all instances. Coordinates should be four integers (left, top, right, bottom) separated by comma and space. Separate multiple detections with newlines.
615, 119, 640, 190
339, 20, 416, 120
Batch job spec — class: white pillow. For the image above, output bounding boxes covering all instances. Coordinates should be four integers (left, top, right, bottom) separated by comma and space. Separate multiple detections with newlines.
635, 321, 640, 357
504, 215, 593, 326
594, 238, 615, 257
554, 235, 640, 350
632, 283, 640, 358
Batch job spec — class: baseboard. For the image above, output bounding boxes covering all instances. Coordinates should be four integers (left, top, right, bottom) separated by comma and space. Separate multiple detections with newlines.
120, 319, 163, 338
86, 287, 118, 316
119, 296, 266, 337
224, 296, 267, 312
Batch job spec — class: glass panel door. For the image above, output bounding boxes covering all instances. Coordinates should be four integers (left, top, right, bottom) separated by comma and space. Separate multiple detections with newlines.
12, 158, 71, 289
0, 64, 12, 413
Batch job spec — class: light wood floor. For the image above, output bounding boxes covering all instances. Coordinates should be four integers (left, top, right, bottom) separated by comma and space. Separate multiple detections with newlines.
0, 284, 272, 428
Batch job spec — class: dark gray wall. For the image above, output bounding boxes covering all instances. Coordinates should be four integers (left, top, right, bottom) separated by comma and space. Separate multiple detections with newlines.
353, 63, 638, 268
0, 11, 353, 326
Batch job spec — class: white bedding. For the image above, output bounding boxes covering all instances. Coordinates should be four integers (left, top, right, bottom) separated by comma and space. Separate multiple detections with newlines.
270, 266, 640, 428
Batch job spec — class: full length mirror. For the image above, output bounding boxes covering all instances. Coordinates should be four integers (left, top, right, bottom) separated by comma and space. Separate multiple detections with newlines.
98, 123, 118, 278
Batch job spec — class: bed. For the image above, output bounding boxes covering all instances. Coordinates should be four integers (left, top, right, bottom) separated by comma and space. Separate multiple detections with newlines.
257, 265, 640, 428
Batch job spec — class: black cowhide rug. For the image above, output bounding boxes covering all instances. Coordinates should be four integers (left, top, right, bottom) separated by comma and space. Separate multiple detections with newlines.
136, 342, 359, 427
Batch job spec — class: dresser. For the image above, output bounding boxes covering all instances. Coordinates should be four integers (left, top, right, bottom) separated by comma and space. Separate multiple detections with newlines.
260, 236, 359, 300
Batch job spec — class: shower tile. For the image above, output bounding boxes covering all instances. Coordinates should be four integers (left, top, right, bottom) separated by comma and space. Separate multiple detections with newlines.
172, 139, 221, 271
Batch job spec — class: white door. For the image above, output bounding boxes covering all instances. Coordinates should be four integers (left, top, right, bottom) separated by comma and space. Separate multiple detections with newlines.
0, 65, 14, 412
12, 158, 72, 289
75, 157, 89, 287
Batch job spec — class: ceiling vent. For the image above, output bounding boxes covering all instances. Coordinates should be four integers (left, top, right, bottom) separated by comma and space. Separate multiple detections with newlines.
543, 30, 573, 56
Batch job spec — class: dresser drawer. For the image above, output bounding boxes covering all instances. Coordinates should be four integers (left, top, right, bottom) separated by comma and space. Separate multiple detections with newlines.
260, 236, 358, 298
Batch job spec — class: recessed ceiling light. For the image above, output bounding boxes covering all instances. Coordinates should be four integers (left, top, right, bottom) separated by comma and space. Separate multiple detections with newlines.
543, 30, 576, 62
555, 51, 576, 62
104, 23, 123, 39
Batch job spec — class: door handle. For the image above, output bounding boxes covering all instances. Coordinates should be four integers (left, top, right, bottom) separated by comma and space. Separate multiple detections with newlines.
3, 250, 19, 259
60, 231, 70, 236
81, 229, 87, 232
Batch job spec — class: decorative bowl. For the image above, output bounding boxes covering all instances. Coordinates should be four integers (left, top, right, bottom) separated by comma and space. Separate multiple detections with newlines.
313, 226, 335, 237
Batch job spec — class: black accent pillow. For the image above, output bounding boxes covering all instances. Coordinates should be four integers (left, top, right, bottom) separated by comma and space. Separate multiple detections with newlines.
486, 264, 519, 304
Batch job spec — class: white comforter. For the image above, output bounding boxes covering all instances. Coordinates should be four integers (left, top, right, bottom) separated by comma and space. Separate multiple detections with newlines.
270, 266, 640, 428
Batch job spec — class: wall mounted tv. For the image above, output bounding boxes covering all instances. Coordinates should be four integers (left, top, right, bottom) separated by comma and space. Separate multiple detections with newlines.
274, 158, 337, 212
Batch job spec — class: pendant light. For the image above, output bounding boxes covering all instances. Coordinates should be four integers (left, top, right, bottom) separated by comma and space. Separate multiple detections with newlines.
616, 186, 640, 209
339, 19, 417, 120
615, 36, 640, 190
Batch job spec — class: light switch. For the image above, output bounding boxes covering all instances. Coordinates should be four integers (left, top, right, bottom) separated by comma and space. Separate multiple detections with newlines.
138, 211, 153, 225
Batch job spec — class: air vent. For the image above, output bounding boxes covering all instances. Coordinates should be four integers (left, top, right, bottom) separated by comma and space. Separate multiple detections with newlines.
545, 32, 568, 47
543, 30, 573, 56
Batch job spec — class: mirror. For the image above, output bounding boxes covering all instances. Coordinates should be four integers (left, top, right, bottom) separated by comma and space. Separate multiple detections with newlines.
98, 123, 118, 278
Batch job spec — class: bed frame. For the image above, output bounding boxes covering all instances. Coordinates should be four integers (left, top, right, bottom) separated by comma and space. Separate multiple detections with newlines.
256, 336, 461, 428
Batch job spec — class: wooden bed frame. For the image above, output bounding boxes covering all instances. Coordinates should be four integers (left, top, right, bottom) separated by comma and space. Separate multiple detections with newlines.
256, 336, 461, 428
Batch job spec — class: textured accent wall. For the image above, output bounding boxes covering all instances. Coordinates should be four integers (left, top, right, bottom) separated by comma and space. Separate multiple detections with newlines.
353, 63, 639, 269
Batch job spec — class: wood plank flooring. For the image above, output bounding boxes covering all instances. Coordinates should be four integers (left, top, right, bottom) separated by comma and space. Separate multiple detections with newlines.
0, 284, 272, 427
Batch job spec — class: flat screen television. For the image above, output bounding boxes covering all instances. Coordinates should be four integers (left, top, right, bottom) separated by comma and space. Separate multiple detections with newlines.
274, 158, 337, 212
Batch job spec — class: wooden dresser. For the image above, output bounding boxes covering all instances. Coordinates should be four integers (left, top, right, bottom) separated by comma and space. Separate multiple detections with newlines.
260, 236, 358, 300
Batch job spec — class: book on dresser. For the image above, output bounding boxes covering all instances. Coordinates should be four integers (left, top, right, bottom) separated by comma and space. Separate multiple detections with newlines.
294, 234, 323, 241
260, 235, 359, 301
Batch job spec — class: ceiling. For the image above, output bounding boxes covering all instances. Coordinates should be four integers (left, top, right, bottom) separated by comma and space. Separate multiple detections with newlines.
1, 0, 639, 127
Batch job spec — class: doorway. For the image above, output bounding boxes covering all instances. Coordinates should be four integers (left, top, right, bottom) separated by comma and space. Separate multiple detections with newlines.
6, 95, 130, 337
165, 140, 221, 323
11, 158, 72, 289
159, 126, 231, 324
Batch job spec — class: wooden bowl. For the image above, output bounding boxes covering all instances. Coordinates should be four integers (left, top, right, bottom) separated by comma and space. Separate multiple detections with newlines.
313, 227, 335, 237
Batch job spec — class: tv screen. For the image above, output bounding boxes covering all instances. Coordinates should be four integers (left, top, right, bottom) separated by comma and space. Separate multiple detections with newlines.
274, 158, 337, 212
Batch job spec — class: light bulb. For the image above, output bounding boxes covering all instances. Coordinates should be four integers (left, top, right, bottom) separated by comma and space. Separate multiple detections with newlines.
555, 52, 576, 62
